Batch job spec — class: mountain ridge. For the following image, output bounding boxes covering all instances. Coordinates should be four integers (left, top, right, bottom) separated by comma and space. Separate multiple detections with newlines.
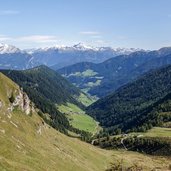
58, 48, 171, 98
0, 42, 145, 70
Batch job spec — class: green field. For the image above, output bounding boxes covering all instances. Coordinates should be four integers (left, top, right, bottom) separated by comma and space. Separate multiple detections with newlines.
67, 113, 98, 133
126, 127, 171, 139
86, 80, 101, 87
105, 126, 171, 145
57, 103, 99, 134
143, 127, 171, 137
77, 92, 95, 106
82, 69, 98, 77
67, 69, 98, 78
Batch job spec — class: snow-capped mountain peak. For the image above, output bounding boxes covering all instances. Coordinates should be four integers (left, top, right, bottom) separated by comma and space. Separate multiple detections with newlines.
73, 43, 96, 51
25, 43, 143, 54
0, 43, 21, 54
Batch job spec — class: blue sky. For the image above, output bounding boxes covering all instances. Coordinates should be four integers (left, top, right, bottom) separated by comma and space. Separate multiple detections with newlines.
0, 0, 171, 49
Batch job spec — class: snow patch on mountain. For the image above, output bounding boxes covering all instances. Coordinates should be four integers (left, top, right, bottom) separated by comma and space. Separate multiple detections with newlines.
0, 43, 20, 54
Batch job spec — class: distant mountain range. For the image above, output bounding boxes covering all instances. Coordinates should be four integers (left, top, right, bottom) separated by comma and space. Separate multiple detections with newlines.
58, 47, 171, 98
30, 43, 142, 69
0, 43, 142, 70
0, 43, 38, 70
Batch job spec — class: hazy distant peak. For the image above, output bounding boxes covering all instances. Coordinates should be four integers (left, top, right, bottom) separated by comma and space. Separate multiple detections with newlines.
0, 43, 21, 54
26, 43, 142, 54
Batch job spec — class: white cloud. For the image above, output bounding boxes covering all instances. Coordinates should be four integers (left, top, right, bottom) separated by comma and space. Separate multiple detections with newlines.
0, 10, 20, 15
91, 35, 102, 39
0, 35, 11, 41
0, 35, 60, 48
79, 31, 101, 35
17, 35, 58, 43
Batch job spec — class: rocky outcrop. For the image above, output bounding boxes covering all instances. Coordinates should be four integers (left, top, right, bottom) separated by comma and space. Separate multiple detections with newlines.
12, 88, 34, 115
22, 92, 31, 115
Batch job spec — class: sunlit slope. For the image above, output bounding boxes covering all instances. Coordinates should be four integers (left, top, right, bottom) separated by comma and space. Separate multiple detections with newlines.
0, 110, 114, 171
0, 72, 19, 104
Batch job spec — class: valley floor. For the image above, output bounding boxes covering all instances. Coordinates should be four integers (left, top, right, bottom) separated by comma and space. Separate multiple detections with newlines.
57, 102, 100, 134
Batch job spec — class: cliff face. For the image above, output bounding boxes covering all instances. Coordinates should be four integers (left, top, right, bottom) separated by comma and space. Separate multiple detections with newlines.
12, 88, 33, 115
0, 72, 34, 115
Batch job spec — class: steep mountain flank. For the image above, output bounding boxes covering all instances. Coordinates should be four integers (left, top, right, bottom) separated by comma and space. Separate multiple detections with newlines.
87, 65, 171, 133
1, 66, 94, 134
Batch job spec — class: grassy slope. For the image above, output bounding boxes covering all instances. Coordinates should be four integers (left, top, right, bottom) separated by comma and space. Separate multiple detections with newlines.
57, 103, 99, 134
1, 111, 171, 171
0, 110, 113, 171
77, 92, 95, 107
0, 73, 19, 103
109, 150, 171, 170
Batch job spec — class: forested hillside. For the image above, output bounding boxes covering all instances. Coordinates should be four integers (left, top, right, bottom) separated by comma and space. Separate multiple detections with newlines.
87, 65, 171, 134
1, 66, 93, 133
